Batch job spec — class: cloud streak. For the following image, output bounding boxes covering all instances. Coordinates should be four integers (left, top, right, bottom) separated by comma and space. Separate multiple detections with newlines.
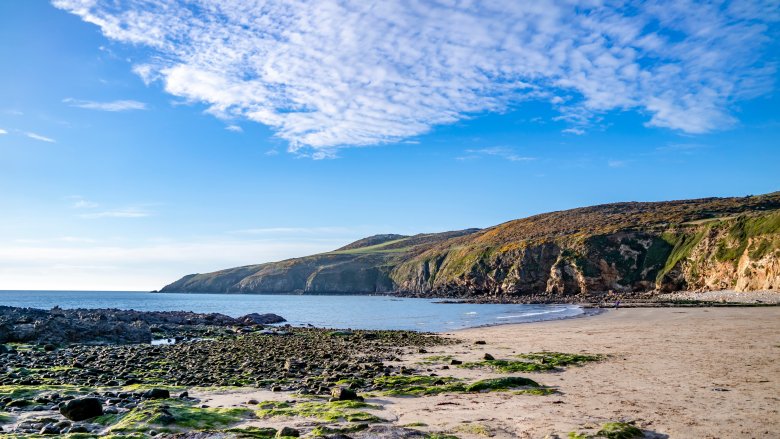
53, 0, 778, 154
26, 132, 56, 143
80, 208, 152, 219
64, 98, 147, 111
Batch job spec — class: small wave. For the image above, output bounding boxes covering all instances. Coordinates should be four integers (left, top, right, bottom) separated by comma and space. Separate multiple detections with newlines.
465, 311, 478, 315
496, 308, 573, 319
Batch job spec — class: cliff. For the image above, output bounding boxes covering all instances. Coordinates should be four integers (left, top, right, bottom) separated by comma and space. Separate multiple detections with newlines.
161, 193, 780, 300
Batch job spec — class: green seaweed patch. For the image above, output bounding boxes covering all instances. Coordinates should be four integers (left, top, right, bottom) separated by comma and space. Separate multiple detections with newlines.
0, 384, 91, 400
417, 355, 455, 365
568, 421, 643, 439
516, 352, 603, 367
256, 399, 383, 423
460, 359, 555, 372
107, 399, 253, 434
454, 422, 492, 436
224, 426, 279, 438
373, 375, 466, 396
310, 422, 371, 436
0, 412, 12, 424
426, 434, 460, 439
465, 376, 539, 392
596, 422, 643, 439
514, 387, 558, 396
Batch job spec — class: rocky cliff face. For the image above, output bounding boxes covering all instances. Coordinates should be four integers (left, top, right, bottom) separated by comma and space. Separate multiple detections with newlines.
161, 193, 780, 299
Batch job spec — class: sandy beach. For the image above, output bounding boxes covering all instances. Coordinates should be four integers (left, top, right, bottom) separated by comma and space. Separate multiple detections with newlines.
377, 307, 780, 438
193, 306, 780, 438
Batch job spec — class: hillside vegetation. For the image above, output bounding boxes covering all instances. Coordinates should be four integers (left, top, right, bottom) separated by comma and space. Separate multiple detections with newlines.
161, 193, 780, 300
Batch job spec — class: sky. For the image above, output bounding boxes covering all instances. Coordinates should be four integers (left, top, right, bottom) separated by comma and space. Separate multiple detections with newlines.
1, 0, 778, 291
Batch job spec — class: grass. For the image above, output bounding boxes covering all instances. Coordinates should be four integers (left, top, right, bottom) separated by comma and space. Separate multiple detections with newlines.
256, 399, 383, 423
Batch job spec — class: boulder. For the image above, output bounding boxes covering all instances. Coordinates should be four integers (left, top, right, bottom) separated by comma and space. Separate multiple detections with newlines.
142, 388, 170, 399
330, 387, 359, 401
277, 426, 300, 437
239, 313, 286, 325
59, 398, 103, 421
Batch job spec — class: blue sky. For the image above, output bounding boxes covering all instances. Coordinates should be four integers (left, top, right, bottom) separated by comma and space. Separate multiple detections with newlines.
1, 1, 778, 290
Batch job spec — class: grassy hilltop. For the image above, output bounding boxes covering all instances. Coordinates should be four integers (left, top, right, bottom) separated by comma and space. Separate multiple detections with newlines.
161, 192, 780, 300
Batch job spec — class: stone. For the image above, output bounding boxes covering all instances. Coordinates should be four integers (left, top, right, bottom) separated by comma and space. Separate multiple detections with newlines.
483, 353, 495, 360
39, 423, 60, 435
330, 387, 359, 401
239, 313, 287, 325
142, 388, 170, 399
450, 359, 462, 365
59, 398, 103, 421
277, 426, 300, 437
475, 340, 487, 345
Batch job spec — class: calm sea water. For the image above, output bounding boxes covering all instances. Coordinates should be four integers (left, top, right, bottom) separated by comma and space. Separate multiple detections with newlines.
0, 290, 582, 332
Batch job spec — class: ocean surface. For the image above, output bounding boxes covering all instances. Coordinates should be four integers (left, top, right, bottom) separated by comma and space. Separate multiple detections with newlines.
0, 290, 583, 332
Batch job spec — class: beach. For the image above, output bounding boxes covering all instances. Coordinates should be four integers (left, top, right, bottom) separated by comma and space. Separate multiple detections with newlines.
384, 307, 780, 438
2, 306, 779, 438
196, 307, 780, 438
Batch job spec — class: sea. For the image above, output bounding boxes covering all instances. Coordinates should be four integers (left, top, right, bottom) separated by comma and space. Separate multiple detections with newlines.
0, 290, 583, 332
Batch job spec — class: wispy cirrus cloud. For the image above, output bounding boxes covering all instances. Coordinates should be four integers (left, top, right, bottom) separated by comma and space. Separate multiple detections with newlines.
225, 124, 242, 133
26, 132, 56, 143
66, 195, 99, 209
53, 0, 778, 155
458, 147, 535, 162
80, 207, 152, 219
0, 128, 7, 135
63, 98, 147, 112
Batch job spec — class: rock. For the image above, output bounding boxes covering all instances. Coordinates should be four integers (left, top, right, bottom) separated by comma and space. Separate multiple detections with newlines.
450, 359, 462, 365
39, 423, 60, 435
142, 388, 170, 399
330, 387, 359, 401
277, 426, 300, 437
43, 344, 56, 352
483, 353, 495, 360
60, 398, 103, 421
179, 391, 189, 399
0, 345, 8, 354
239, 313, 286, 325
475, 340, 486, 345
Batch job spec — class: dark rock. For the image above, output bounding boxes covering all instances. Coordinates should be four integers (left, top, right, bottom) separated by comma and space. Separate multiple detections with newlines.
277, 426, 300, 437
331, 387, 359, 401
59, 398, 103, 421
239, 313, 286, 325
450, 359, 462, 365
483, 353, 495, 360
475, 340, 486, 345
142, 388, 170, 399
179, 391, 189, 399
39, 423, 60, 435
43, 344, 56, 352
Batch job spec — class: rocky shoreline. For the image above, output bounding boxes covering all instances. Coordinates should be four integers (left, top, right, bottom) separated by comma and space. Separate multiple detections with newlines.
0, 306, 286, 345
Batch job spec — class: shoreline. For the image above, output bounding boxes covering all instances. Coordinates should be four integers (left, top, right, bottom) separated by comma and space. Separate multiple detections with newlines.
2, 307, 778, 437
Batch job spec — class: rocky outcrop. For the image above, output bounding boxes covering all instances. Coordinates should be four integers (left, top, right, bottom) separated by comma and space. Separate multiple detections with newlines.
0, 307, 286, 345
161, 193, 780, 300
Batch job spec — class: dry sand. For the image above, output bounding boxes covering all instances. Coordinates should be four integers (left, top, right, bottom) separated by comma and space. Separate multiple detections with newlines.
200, 307, 780, 438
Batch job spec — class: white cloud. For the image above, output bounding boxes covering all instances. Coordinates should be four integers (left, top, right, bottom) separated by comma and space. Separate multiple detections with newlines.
66, 195, 99, 209
64, 98, 147, 111
0, 128, 7, 135
26, 132, 56, 143
53, 0, 778, 153
462, 147, 535, 162
225, 124, 242, 132
608, 159, 629, 168
562, 128, 585, 135
80, 208, 152, 219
